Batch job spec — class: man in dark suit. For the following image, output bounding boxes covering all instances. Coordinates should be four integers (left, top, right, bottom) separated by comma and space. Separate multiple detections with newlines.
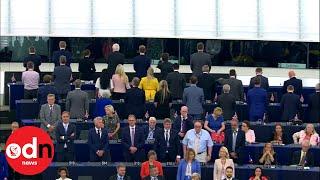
133, 45, 151, 78
182, 76, 204, 120
166, 63, 186, 100
107, 43, 125, 78
291, 140, 314, 167
154, 118, 182, 162
108, 163, 131, 180
125, 77, 146, 119
217, 84, 236, 121
66, 79, 89, 119
121, 114, 145, 162
217, 69, 244, 101
37, 74, 58, 105
223, 166, 238, 180
197, 65, 216, 101
52, 41, 72, 67
249, 67, 269, 90
157, 52, 173, 80
282, 70, 303, 97
55, 111, 76, 162
280, 85, 301, 121
23, 46, 41, 73
308, 83, 320, 123
53, 56, 72, 99
224, 118, 246, 164
88, 117, 110, 162
143, 167, 164, 180
190, 42, 212, 77
173, 106, 194, 139
247, 77, 268, 121
143, 117, 161, 141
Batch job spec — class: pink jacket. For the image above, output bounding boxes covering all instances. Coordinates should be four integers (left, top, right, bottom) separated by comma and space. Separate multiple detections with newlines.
245, 129, 256, 143
293, 130, 319, 146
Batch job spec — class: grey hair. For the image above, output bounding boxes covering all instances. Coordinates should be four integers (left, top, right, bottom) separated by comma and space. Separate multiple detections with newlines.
223, 84, 230, 93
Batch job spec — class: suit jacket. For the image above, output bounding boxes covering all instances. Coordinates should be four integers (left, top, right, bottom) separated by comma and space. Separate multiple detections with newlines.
183, 85, 204, 115
247, 87, 268, 117
282, 77, 303, 96
249, 75, 269, 90
197, 73, 216, 100
23, 54, 41, 73
78, 57, 96, 81
173, 115, 194, 134
66, 89, 89, 119
166, 71, 186, 100
190, 52, 212, 77
125, 87, 146, 119
53, 65, 72, 95
214, 159, 235, 180
308, 92, 320, 123
37, 84, 59, 105
291, 150, 314, 167
217, 78, 244, 101
143, 176, 164, 180
39, 103, 61, 129
121, 126, 145, 151
52, 49, 73, 67
217, 93, 236, 120
157, 61, 173, 80
55, 122, 76, 152
108, 174, 131, 180
224, 129, 246, 154
143, 126, 161, 140
153, 129, 182, 161
133, 55, 151, 78
280, 92, 301, 121
0, 152, 8, 179
107, 51, 125, 77
176, 159, 201, 180
140, 160, 164, 179
88, 128, 109, 160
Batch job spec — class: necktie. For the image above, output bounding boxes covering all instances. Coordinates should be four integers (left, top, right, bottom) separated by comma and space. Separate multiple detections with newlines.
148, 129, 154, 140
232, 131, 237, 152
97, 129, 101, 138
181, 118, 186, 132
299, 152, 306, 166
130, 128, 135, 146
165, 130, 170, 147
64, 124, 68, 134
118, 176, 123, 180
49, 105, 53, 117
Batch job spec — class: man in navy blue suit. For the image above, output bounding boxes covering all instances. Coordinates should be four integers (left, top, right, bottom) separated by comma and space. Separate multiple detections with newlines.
133, 45, 151, 78
280, 85, 301, 121
247, 77, 268, 121
249, 67, 269, 90
88, 117, 110, 162
37, 74, 58, 105
282, 70, 303, 97
143, 117, 161, 141
121, 114, 145, 162
173, 106, 194, 139
52, 41, 73, 67
55, 111, 76, 162
23, 46, 42, 73
154, 118, 182, 162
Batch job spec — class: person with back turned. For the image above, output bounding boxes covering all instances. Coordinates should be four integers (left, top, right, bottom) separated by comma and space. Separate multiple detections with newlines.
190, 42, 212, 77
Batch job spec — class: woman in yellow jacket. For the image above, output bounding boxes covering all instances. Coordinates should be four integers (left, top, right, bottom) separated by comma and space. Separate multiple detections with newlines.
139, 67, 159, 101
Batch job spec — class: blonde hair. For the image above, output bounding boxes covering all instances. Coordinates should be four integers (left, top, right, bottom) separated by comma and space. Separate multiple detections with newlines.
305, 123, 316, 135
213, 107, 223, 116
158, 80, 170, 104
115, 64, 129, 84
263, 143, 275, 155
104, 105, 115, 114
186, 148, 196, 161
219, 146, 230, 159
147, 67, 154, 79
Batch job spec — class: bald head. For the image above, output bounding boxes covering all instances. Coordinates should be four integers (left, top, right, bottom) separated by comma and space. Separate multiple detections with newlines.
112, 43, 120, 52
288, 71, 296, 78
180, 106, 189, 117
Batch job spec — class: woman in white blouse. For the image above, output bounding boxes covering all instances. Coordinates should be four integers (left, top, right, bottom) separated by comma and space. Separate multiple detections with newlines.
213, 146, 235, 180
56, 167, 72, 180
241, 120, 256, 143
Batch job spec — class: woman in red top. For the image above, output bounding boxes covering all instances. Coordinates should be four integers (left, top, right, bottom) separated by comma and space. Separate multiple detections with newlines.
140, 150, 163, 179
249, 167, 268, 180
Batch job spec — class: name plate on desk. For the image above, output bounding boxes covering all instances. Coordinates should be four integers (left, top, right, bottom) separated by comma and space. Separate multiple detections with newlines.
278, 63, 306, 69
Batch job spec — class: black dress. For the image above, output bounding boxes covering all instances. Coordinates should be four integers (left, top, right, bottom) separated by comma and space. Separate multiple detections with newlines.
154, 91, 172, 119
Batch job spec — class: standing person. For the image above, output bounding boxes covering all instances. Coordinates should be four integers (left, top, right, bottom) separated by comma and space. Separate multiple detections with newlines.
190, 42, 212, 77
157, 52, 173, 80
139, 67, 159, 101
143, 117, 161, 141
282, 70, 303, 97
125, 77, 146, 119
217, 69, 244, 101
107, 43, 125, 78
78, 49, 96, 81
37, 75, 58, 106
22, 61, 39, 99
247, 77, 268, 121
23, 46, 41, 73
197, 65, 216, 102
66, 79, 89, 119
213, 147, 235, 180
108, 163, 132, 180
95, 69, 111, 97
217, 84, 236, 121
133, 45, 151, 78
53, 56, 72, 99
140, 150, 164, 179
55, 111, 76, 162
166, 63, 186, 100
280, 85, 301, 121
183, 76, 204, 120
154, 80, 172, 119
182, 120, 213, 163
88, 117, 110, 162
52, 41, 72, 67
176, 148, 201, 180
103, 105, 120, 140
110, 64, 130, 100
173, 106, 194, 139
249, 67, 269, 90
0, 148, 8, 180
308, 83, 320, 123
